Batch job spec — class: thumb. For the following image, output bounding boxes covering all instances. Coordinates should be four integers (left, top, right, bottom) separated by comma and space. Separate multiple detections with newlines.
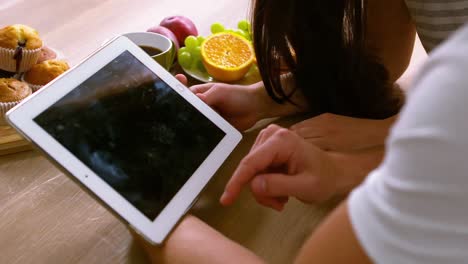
251, 173, 303, 198
199, 86, 225, 107
175, 74, 188, 86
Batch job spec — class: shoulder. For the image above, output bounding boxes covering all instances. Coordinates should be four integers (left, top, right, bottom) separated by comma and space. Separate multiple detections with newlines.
395, 23, 468, 139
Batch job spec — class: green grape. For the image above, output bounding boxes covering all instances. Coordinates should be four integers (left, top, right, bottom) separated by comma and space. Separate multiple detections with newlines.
196, 60, 206, 72
184, 36, 198, 51
192, 46, 201, 61
190, 59, 205, 73
237, 19, 250, 31
197, 36, 205, 45
178, 51, 192, 68
232, 29, 250, 40
211, 22, 225, 34
224, 28, 235, 34
178, 47, 189, 58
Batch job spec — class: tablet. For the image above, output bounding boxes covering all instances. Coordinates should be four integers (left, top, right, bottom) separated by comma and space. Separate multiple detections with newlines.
6, 35, 242, 245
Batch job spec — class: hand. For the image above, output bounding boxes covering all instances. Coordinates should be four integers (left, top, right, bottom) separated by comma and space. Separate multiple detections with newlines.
220, 124, 343, 211
189, 81, 270, 131
290, 113, 396, 151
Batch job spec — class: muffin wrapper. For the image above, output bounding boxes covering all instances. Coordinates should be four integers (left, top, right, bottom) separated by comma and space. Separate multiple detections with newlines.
21, 75, 44, 92
0, 46, 42, 73
28, 83, 43, 92
0, 100, 21, 125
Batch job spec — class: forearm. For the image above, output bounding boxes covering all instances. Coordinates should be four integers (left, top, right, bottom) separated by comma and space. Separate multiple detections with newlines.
254, 73, 309, 119
294, 201, 372, 264
330, 146, 385, 194
136, 215, 265, 264
367, 114, 398, 147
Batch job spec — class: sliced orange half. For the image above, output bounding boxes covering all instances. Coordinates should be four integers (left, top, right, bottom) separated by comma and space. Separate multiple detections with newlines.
201, 32, 254, 82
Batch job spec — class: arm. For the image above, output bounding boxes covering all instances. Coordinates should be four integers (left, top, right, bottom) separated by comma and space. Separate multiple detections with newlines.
330, 146, 384, 195
133, 215, 265, 264
135, 203, 370, 264
249, 75, 309, 119
189, 74, 308, 131
291, 114, 397, 151
294, 201, 372, 264
136, 202, 371, 264
366, 0, 416, 83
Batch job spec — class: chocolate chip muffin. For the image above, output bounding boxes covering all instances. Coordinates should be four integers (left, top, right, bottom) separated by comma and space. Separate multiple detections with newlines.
0, 24, 43, 73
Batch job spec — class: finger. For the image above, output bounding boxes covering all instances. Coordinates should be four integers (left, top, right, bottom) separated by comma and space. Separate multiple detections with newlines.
198, 85, 226, 106
190, 85, 223, 114
251, 172, 305, 198
250, 176, 289, 208
253, 194, 286, 211
251, 124, 282, 152
175, 74, 188, 86
220, 129, 297, 205
190, 83, 215, 94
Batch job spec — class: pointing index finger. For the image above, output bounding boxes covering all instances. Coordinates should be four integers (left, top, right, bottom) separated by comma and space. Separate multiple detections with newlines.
220, 129, 297, 205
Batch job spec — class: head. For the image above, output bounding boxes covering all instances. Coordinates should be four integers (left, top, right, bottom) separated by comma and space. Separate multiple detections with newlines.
250, 0, 403, 119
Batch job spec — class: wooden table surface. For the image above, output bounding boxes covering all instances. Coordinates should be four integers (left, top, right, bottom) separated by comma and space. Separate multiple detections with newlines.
0, 1, 427, 263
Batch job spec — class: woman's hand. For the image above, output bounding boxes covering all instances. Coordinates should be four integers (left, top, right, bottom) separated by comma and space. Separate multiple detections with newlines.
290, 113, 396, 151
189, 81, 272, 131
189, 79, 308, 131
220, 124, 343, 211
220, 124, 386, 211
178, 74, 266, 130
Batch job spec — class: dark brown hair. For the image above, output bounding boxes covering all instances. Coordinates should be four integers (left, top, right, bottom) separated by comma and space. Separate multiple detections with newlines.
251, 0, 403, 119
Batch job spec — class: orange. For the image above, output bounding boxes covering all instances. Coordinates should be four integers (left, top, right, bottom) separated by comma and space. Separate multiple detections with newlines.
201, 32, 254, 82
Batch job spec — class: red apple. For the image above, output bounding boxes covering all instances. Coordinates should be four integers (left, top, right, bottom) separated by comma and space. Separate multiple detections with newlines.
159, 15, 198, 46
147, 25, 180, 51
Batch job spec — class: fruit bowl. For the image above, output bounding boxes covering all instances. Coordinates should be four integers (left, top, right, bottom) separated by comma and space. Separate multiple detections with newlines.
177, 19, 261, 85
180, 62, 261, 85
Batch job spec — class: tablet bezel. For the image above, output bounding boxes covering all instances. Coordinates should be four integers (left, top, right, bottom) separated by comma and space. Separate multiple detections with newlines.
6, 36, 242, 245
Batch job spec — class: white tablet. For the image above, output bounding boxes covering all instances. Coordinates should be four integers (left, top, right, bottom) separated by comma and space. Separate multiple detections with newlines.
6, 36, 242, 245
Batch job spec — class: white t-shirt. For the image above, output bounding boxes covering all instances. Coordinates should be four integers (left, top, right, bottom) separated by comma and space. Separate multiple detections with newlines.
348, 23, 468, 263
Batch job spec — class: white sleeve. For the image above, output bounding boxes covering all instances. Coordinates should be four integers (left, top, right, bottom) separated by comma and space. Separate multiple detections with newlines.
348, 23, 468, 264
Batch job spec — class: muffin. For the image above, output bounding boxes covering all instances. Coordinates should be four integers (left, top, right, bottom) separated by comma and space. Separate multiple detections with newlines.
0, 78, 31, 124
0, 24, 43, 73
37, 45, 57, 63
23, 59, 70, 91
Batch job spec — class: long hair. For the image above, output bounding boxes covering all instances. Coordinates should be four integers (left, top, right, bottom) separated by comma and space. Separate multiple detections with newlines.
251, 0, 403, 119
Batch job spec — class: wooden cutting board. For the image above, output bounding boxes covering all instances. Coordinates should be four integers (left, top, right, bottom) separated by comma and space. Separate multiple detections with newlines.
0, 125, 32, 156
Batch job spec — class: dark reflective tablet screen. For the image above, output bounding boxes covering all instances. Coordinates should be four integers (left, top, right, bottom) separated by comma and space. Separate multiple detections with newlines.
34, 51, 226, 220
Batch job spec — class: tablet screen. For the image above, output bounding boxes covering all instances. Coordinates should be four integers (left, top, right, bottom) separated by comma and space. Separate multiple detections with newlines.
34, 51, 226, 220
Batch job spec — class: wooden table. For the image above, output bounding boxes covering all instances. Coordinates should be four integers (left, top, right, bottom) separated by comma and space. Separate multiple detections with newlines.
0, 1, 427, 263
